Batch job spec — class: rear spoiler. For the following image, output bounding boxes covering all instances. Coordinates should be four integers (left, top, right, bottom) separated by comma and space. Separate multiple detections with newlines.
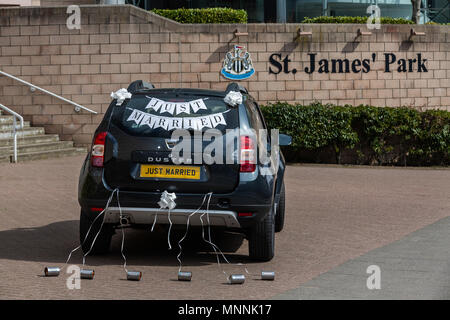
128, 80, 155, 94
225, 82, 248, 94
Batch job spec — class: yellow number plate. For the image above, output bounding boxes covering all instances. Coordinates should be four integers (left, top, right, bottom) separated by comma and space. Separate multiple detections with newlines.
140, 164, 201, 180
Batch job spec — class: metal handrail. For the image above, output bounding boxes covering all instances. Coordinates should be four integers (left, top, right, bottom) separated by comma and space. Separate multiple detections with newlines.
0, 70, 97, 114
0, 103, 24, 163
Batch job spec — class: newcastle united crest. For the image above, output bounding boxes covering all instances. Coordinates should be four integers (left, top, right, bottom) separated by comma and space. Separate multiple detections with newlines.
221, 45, 255, 80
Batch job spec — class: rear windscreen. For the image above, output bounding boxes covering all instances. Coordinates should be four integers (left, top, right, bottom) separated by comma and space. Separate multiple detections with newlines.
111, 93, 239, 138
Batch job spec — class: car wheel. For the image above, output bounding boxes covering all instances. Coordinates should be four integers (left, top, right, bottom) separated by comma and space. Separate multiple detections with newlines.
248, 211, 275, 261
275, 182, 285, 232
79, 210, 114, 255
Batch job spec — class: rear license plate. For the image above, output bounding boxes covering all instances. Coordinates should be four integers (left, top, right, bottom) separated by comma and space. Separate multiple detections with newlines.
140, 164, 201, 180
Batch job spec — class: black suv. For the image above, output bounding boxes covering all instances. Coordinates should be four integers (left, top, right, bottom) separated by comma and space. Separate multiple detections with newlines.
78, 81, 291, 261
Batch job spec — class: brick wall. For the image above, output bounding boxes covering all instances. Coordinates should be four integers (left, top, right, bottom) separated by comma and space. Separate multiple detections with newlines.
0, 5, 449, 147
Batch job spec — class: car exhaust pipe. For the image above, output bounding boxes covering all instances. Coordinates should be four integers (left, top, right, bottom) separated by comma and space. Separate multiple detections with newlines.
178, 271, 192, 281
80, 269, 95, 279
261, 271, 275, 281
120, 215, 130, 225
126, 271, 142, 281
44, 267, 60, 277
228, 274, 245, 284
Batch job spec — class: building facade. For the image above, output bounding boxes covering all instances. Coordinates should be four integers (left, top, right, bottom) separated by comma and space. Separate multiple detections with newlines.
126, 0, 449, 23
0, 5, 448, 148
1, 0, 448, 23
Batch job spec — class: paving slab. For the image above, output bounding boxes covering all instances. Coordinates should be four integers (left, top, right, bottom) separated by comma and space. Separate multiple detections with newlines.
0, 157, 449, 299
274, 216, 450, 300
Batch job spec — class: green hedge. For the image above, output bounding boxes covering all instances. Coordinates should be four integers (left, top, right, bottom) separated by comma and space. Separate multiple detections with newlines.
151, 8, 247, 24
425, 21, 450, 25
301, 16, 414, 24
261, 103, 450, 166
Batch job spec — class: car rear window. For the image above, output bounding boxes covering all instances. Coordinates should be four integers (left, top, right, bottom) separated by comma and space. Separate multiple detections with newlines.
111, 92, 239, 138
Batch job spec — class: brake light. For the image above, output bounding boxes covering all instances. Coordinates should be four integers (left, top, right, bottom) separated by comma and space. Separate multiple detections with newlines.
91, 131, 107, 167
239, 135, 256, 172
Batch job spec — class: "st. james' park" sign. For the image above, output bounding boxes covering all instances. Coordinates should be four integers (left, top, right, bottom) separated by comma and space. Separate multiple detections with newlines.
268, 53, 428, 75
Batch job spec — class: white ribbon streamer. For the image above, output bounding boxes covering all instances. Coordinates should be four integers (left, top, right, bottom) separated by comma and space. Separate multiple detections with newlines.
176, 193, 210, 272
65, 188, 119, 266
198, 193, 254, 282
158, 191, 177, 249
116, 189, 128, 274
199, 193, 231, 279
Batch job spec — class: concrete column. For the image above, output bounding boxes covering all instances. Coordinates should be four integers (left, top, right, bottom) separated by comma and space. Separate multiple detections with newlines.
276, 0, 286, 23
255, 0, 265, 22
322, 0, 328, 16
101, 0, 125, 4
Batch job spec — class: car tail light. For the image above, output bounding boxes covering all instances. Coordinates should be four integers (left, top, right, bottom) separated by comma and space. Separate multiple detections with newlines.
90, 207, 104, 212
239, 135, 256, 172
238, 212, 254, 217
91, 131, 107, 167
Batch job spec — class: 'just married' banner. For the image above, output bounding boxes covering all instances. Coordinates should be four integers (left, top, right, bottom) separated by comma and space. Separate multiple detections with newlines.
127, 108, 227, 131
145, 96, 208, 115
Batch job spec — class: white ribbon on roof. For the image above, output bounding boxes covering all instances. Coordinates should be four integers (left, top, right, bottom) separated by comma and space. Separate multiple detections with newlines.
111, 88, 132, 106
223, 91, 242, 107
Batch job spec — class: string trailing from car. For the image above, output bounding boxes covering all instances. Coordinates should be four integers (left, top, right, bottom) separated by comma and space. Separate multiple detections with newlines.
44, 187, 274, 283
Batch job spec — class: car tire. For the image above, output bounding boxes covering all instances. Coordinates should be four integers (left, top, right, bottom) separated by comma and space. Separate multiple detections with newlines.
275, 182, 285, 232
79, 210, 114, 255
248, 212, 275, 261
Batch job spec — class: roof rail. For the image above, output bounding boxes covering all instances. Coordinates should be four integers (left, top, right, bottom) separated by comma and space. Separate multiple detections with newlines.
127, 80, 155, 94
225, 82, 248, 94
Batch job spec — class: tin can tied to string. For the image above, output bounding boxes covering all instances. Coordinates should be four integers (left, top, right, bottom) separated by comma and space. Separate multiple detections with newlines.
178, 271, 192, 281
80, 269, 95, 279
261, 271, 275, 281
126, 271, 142, 281
115, 189, 143, 282
228, 274, 245, 285
44, 267, 60, 277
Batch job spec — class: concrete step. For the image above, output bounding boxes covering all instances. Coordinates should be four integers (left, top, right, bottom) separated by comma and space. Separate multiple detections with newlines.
0, 115, 14, 124
0, 141, 75, 155
0, 127, 45, 139
0, 134, 60, 147
0, 121, 31, 131
0, 155, 9, 163
0, 109, 88, 163
12, 147, 87, 162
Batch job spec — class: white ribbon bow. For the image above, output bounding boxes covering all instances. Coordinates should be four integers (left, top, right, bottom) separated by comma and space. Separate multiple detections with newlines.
158, 191, 177, 210
224, 91, 243, 107
111, 88, 132, 106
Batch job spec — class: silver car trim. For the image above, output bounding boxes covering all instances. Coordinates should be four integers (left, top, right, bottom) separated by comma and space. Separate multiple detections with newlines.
104, 207, 241, 228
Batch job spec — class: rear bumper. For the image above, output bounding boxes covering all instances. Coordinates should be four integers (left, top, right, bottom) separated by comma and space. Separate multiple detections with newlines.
78, 161, 275, 230
104, 207, 241, 228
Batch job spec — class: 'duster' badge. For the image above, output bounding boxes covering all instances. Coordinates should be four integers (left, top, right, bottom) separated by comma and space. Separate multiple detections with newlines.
221, 45, 255, 81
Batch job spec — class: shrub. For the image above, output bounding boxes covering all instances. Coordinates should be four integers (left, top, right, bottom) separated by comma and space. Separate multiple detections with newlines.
151, 8, 247, 24
425, 21, 450, 25
301, 16, 415, 24
261, 102, 450, 166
